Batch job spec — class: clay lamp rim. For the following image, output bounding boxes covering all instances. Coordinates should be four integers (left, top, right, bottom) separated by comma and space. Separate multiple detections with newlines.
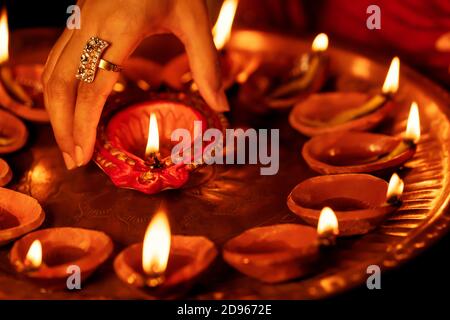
289, 91, 395, 137
287, 174, 399, 236
0, 108, 28, 154
223, 224, 319, 263
162, 51, 245, 91
114, 235, 218, 290
0, 158, 12, 186
10, 227, 113, 279
0, 187, 45, 245
0, 63, 49, 123
222, 224, 319, 283
302, 131, 416, 174
94, 91, 227, 194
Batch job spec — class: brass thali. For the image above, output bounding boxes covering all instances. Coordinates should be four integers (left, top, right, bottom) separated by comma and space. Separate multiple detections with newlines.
0, 29, 449, 299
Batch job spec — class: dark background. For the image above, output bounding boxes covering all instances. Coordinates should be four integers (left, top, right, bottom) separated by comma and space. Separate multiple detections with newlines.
2, 0, 450, 300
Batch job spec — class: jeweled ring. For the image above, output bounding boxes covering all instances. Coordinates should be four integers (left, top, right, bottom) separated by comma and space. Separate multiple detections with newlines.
76, 36, 123, 83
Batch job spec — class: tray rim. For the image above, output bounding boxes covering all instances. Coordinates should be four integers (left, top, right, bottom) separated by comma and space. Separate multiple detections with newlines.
1, 27, 450, 299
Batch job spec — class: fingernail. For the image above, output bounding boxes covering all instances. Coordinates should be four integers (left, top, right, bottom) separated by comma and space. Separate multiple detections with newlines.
62, 152, 76, 170
215, 90, 230, 112
75, 145, 84, 167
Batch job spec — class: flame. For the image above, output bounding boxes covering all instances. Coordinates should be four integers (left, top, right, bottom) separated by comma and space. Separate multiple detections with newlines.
386, 173, 404, 201
212, 0, 238, 50
382, 57, 400, 95
142, 210, 171, 276
25, 240, 42, 269
0, 7, 9, 64
317, 207, 339, 236
311, 33, 329, 52
145, 113, 159, 157
404, 101, 421, 144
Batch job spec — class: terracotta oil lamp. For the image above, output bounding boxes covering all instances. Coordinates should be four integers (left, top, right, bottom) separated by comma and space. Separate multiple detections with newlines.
10, 227, 113, 288
0, 187, 45, 245
287, 173, 404, 236
289, 57, 400, 136
94, 91, 226, 195
237, 33, 329, 111
114, 209, 217, 297
302, 101, 421, 174
0, 107, 28, 154
0, 158, 12, 186
222, 219, 338, 283
0, 9, 47, 122
162, 0, 251, 91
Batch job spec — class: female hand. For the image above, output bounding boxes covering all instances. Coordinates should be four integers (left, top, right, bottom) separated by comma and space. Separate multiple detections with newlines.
43, 0, 229, 170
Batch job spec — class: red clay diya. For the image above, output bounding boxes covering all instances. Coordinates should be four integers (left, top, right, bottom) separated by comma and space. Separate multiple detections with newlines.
287, 173, 404, 236
289, 57, 400, 136
94, 91, 226, 195
0, 158, 12, 186
114, 210, 217, 296
238, 33, 329, 111
10, 227, 113, 288
223, 224, 320, 283
302, 102, 421, 174
0, 187, 45, 245
0, 108, 28, 154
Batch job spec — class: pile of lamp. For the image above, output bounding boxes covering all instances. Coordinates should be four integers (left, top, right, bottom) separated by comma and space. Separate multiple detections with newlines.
0, 0, 422, 296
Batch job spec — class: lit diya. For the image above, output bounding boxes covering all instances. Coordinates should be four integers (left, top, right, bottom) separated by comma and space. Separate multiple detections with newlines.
302, 102, 421, 174
0, 158, 12, 186
0, 108, 28, 154
163, 0, 253, 91
289, 57, 400, 136
10, 227, 113, 288
0, 8, 47, 122
287, 173, 404, 236
237, 33, 329, 110
0, 187, 45, 245
94, 91, 226, 194
222, 214, 339, 283
114, 209, 217, 296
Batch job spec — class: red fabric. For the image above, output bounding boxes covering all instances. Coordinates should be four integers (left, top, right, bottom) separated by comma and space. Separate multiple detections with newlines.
236, 0, 450, 85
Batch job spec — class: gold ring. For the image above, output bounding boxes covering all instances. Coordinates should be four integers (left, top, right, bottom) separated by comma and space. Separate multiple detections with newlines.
76, 36, 123, 83
98, 59, 123, 73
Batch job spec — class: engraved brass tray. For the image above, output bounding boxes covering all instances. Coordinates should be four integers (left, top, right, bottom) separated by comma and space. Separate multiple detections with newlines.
0, 29, 449, 299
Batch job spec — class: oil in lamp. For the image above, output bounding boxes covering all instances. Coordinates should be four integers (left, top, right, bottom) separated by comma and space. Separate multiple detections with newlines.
302, 101, 421, 174
0, 158, 12, 186
237, 33, 329, 111
94, 91, 226, 195
0, 8, 47, 122
162, 0, 250, 91
287, 173, 404, 236
0, 108, 28, 154
222, 224, 320, 283
0, 187, 44, 245
10, 227, 113, 288
289, 57, 400, 136
114, 209, 217, 296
